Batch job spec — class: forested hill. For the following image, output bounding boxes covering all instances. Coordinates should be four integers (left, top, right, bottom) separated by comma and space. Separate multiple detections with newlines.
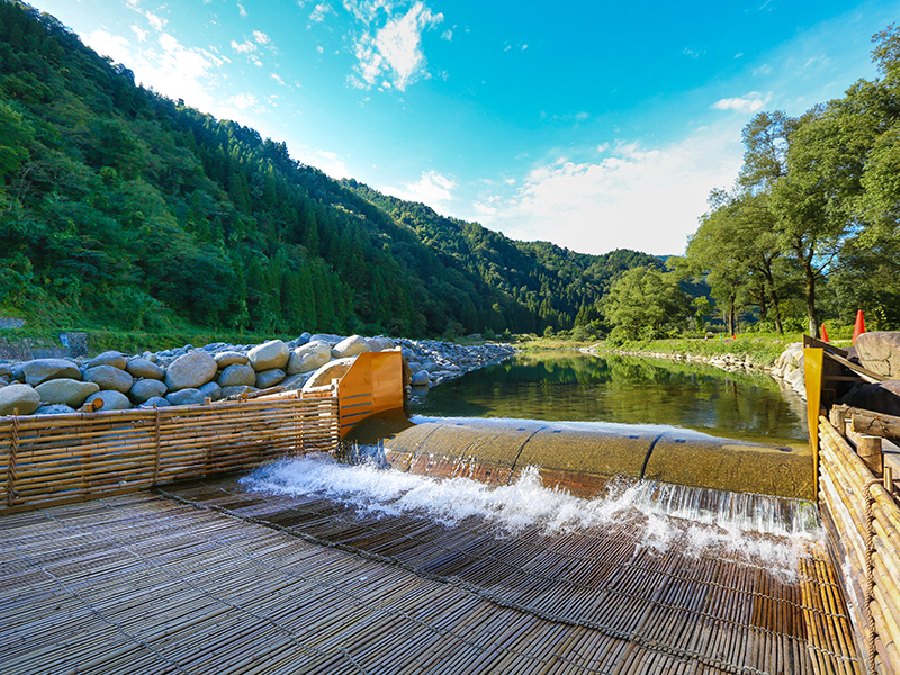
0, 1, 659, 338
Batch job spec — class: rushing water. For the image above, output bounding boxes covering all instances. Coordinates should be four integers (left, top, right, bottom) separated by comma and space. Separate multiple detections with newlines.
242, 453, 821, 580
410, 351, 807, 444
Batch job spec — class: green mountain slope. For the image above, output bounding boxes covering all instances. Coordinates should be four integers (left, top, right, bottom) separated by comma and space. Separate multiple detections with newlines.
0, 1, 660, 337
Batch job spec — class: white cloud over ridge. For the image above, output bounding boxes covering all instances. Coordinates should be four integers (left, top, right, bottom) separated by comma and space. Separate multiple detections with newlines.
473, 123, 745, 255
386, 170, 457, 214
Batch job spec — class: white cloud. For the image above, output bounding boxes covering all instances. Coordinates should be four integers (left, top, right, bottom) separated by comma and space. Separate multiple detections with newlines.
441, 28, 452, 41
231, 39, 256, 54
270, 72, 285, 85
309, 2, 334, 22
474, 123, 745, 255
237, 2, 247, 17
229, 92, 258, 110
316, 45, 325, 54
385, 170, 457, 214
712, 91, 769, 112
252, 30, 271, 45
307, 149, 352, 179
86, 30, 132, 64
129, 25, 148, 42
350, 1, 443, 91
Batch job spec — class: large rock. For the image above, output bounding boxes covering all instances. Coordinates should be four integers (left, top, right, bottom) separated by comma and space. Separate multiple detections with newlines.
855, 332, 900, 379
85, 390, 132, 411
35, 378, 100, 407
86, 351, 127, 370
138, 396, 170, 408
255, 368, 286, 389
129, 378, 168, 404
220, 385, 258, 398
0, 364, 13, 379
248, 340, 289, 371
214, 351, 249, 368
280, 372, 313, 390
0, 384, 40, 415
332, 334, 372, 359
35, 404, 76, 415
165, 351, 217, 390
126, 358, 165, 380
83, 365, 134, 394
302, 358, 356, 390
218, 364, 256, 387
309, 333, 344, 346
411, 370, 431, 387
287, 341, 333, 374
22, 359, 81, 386
166, 388, 206, 406
198, 381, 222, 402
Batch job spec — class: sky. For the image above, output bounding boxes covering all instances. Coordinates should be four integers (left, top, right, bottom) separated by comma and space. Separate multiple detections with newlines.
29, 0, 900, 255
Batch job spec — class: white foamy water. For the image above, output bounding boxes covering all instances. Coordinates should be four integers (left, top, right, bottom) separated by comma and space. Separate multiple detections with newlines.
240, 453, 822, 579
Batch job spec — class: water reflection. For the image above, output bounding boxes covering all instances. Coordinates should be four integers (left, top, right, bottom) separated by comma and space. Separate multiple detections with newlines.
409, 352, 807, 443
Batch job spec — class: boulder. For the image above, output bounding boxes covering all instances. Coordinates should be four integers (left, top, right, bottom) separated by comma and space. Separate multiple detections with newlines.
248, 340, 289, 371
218, 364, 257, 387
35, 404, 76, 415
138, 397, 170, 408
198, 381, 222, 402
86, 351, 127, 370
854, 332, 900, 379
308, 333, 344, 346
166, 388, 206, 406
0, 364, 11, 379
0, 384, 40, 415
84, 390, 132, 411
255, 368, 286, 389
126, 358, 165, 380
220, 385, 258, 398
287, 341, 332, 374
302, 358, 356, 390
411, 370, 431, 387
367, 337, 395, 351
129, 379, 168, 404
35, 378, 100, 407
289, 332, 311, 348
83, 365, 134, 394
165, 351, 217, 390
214, 351, 249, 368
280, 372, 313, 390
332, 334, 372, 359
22, 359, 81, 386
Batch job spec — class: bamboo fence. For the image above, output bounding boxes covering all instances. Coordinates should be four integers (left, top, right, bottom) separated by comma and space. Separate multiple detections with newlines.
819, 416, 900, 674
0, 394, 340, 514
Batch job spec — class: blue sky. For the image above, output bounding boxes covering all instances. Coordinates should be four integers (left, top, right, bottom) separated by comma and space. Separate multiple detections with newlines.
30, 0, 900, 254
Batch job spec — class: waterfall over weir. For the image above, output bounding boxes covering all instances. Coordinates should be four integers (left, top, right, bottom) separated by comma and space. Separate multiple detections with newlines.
241, 450, 821, 580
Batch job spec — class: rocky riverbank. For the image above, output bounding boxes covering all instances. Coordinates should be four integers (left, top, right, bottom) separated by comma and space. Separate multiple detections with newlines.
0, 334, 514, 416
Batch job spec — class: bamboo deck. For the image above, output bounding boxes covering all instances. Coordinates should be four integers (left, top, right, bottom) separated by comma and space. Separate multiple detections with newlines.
0, 476, 861, 674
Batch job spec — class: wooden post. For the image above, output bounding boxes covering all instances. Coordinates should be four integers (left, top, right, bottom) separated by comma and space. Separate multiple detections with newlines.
6, 412, 18, 506
884, 466, 894, 494
829, 406, 848, 437
847, 423, 884, 476
152, 408, 161, 485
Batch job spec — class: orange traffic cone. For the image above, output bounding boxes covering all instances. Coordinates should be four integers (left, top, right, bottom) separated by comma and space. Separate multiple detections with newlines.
852, 310, 866, 343
820, 324, 829, 343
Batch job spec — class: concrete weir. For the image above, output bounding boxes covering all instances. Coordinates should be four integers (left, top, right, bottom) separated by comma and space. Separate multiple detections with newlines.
347, 413, 814, 499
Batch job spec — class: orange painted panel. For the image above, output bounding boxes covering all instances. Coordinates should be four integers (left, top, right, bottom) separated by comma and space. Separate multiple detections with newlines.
338, 350, 405, 437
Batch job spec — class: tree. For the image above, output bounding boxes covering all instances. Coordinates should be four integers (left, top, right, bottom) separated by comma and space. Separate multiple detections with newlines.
602, 267, 691, 343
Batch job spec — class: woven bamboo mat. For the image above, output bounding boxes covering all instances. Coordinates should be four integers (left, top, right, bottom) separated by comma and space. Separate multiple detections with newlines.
0, 479, 862, 674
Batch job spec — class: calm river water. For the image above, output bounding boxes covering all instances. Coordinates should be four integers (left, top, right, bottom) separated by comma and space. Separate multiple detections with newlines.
409, 351, 807, 444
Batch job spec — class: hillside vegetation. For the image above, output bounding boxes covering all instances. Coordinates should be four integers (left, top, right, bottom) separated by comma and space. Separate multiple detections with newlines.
0, 1, 660, 339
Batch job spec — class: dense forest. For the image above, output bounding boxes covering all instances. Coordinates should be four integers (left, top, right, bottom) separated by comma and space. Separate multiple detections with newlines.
0, 1, 660, 339
680, 26, 900, 338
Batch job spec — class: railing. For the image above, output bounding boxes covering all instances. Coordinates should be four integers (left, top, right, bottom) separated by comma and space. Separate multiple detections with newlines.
0, 394, 340, 514
818, 416, 900, 673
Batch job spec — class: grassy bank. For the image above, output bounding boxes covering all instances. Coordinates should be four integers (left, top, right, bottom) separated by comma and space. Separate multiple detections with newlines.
592, 333, 856, 369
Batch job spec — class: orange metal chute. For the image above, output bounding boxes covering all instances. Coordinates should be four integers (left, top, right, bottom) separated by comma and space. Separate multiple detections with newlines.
337, 350, 405, 438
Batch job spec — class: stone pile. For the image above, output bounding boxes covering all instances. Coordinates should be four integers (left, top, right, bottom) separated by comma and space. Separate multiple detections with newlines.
770, 342, 806, 398
0, 333, 514, 416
